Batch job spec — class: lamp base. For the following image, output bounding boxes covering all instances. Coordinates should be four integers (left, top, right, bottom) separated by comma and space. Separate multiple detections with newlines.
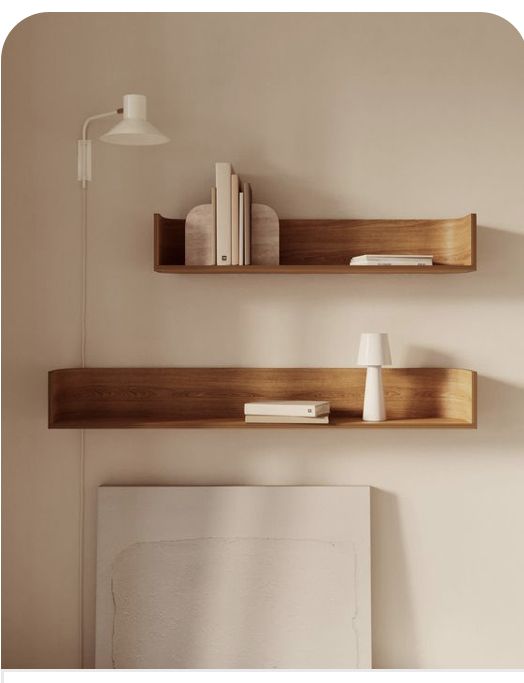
362, 366, 386, 422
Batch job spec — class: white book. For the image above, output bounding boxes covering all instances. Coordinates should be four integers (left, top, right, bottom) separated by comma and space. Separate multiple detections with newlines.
238, 192, 244, 266
351, 260, 433, 266
245, 414, 329, 424
231, 173, 239, 266
215, 162, 232, 265
243, 182, 251, 265
351, 254, 433, 266
244, 400, 330, 417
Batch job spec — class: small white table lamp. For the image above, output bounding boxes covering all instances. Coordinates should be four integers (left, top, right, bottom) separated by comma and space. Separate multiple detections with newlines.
357, 333, 392, 422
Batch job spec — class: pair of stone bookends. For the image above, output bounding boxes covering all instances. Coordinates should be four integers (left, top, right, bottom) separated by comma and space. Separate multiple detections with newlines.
185, 203, 279, 266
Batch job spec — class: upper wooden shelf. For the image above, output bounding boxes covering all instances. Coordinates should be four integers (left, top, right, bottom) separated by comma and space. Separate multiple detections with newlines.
49, 367, 477, 429
154, 214, 476, 274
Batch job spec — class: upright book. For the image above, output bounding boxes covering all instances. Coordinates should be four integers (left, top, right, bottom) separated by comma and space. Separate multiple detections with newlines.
231, 174, 240, 266
238, 191, 244, 266
243, 181, 251, 265
215, 162, 232, 265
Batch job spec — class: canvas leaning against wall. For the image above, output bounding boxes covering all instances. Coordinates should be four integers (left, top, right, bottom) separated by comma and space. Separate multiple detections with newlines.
95, 486, 371, 669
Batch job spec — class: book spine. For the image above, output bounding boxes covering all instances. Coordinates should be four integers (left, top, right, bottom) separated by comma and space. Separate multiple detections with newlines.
243, 182, 251, 265
245, 415, 329, 424
211, 187, 217, 264
367, 261, 432, 266
215, 162, 232, 265
238, 191, 244, 266
231, 174, 239, 266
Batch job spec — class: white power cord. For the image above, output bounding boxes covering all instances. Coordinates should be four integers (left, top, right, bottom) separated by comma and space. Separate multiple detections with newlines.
79, 183, 88, 668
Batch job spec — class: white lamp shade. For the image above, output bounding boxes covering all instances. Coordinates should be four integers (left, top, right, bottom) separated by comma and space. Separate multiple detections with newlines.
357, 333, 392, 366
100, 94, 169, 146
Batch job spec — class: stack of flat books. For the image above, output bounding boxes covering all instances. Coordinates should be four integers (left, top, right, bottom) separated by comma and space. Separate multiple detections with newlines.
350, 254, 434, 266
244, 400, 330, 424
215, 162, 252, 266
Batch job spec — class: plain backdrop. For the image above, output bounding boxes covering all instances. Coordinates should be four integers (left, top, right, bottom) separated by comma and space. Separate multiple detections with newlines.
2, 12, 524, 668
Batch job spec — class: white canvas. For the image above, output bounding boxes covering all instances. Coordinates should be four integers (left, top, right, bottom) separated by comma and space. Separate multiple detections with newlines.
95, 486, 371, 669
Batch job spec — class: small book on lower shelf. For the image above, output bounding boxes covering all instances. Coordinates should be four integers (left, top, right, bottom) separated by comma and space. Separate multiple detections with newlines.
244, 400, 330, 417
350, 254, 433, 266
245, 414, 330, 424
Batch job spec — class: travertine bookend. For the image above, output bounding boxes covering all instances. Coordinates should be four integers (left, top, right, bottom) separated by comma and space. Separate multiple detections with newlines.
184, 203, 279, 266
185, 204, 216, 266
251, 204, 279, 265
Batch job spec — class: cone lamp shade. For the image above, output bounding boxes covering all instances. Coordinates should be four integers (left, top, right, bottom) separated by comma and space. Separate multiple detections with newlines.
357, 333, 392, 422
100, 94, 169, 146
358, 333, 392, 367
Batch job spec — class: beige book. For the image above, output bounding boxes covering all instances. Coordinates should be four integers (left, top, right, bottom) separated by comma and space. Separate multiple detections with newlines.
231, 174, 239, 266
211, 186, 217, 256
215, 162, 232, 265
245, 415, 329, 424
243, 181, 251, 265
239, 191, 244, 266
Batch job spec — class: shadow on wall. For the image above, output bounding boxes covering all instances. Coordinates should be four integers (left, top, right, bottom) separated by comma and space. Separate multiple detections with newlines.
371, 488, 418, 669
402, 346, 459, 368
477, 375, 524, 445
146, 223, 524, 367
474, 225, 524, 298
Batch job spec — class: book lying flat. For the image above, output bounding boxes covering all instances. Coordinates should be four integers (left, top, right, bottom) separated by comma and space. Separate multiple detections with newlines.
244, 400, 330, 417
245, 415, 329, 424
350, 254, 433, 266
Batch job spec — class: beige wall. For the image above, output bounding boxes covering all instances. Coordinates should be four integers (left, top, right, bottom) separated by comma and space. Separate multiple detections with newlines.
2, 12, 524, 669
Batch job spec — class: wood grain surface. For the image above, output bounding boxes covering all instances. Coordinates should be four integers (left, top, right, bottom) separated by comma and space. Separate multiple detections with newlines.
155, 213, 476, 273
49, 367, 476, 428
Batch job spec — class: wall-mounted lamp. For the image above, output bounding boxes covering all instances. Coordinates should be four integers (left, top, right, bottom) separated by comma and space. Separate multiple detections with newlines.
77, 93, 169, 187
357, 332, 392, 422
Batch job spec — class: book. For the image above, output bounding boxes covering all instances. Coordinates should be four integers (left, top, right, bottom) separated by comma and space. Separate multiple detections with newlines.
211, 186, 217, 263
215, 162, 232, 265
238, 191, 244, 266
243, 181, 251, 265
245, 414, 329, 424
350, 254, 433, 266
231, 174, 239, 266
244, 400, 330, 417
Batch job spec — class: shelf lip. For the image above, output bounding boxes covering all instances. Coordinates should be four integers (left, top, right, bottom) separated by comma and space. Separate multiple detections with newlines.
49, 418, 475, 429
154, 265, 476, 274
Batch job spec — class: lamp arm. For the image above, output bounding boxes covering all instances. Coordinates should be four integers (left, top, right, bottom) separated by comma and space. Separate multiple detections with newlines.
81, 107, 123, 141
78, 107, 123, 187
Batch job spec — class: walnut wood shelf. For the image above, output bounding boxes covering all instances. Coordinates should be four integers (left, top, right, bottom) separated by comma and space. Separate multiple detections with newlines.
48, 368, 477, 429
154, 214, 476, 274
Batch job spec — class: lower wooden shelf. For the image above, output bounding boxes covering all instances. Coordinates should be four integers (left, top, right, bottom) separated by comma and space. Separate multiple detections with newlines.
48, 367, 477, 429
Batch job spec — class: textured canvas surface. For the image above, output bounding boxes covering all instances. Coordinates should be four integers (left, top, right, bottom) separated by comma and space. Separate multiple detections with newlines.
96, 486, 371, 668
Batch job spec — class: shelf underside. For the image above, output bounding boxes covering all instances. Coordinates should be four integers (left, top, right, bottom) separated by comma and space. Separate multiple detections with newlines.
49, 367, 477, 429
154, 215, 476, 273
154, 265, 475, 274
